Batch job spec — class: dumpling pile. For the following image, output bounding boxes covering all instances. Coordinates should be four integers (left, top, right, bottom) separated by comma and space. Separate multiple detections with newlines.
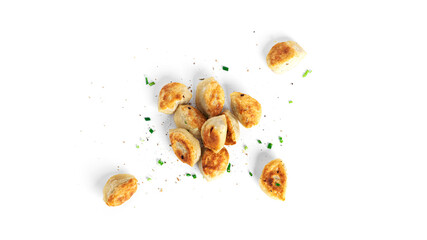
158, 77, 262, 181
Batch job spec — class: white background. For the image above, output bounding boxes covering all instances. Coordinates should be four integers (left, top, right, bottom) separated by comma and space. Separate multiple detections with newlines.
1, 0, 426, 239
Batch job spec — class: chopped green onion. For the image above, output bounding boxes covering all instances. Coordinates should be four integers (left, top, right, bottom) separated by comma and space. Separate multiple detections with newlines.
149, 128, 154, 134
186, 173, 191, 177
279, 136, 283, 143
303, 69, 312, 78
148, 82, 155, 86
136, 144, 140, 148
184, 121, 187, 124
267, 143, 273, 149
144, 117, 151, 121
192, 174, 197, 179
275, 183, 281, 186
158, 159, 164, 165
222, 66, 229, 71
145, 77, 149, 85
244, 145, 248, 150
249, 171, 253, 176
257, 139, 262, 144
147, 177, 151, 181
288, 100, 293, 104
227, 163, 231, 173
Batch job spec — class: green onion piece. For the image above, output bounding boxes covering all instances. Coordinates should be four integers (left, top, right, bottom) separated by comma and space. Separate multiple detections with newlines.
192, 174, 197, 179
222, 66, 229, 71
136, 145, 139, 148
244, 145, 248, 150
144, 117, 151, 121
145, 77, 149, 85
149, 128, 154, 134
147, 177, 151, 181
279, 136, 283, 143
184, 121, 187, 124
275, 183, 281, 186
249, 171, 253, 176
158, 159, 164, 165
257, 139, 262, 144
186, 173, 191, 177
148, 82, 155, 86
303, 69, 312, 78
289, 100, 293, 104
227, 163, 231, 173
267, 143, 273, 149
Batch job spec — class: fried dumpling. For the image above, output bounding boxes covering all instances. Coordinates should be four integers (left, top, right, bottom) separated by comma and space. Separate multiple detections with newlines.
259, 159, 287, 201
158, 82, 192, 114
222, 110, 240, 145
230, 92, 262, 128
169, 128, 201, 167
199, 148, 229, 181
103, 174, 138, 207
195, 77, 225, 118
201, 115, 227, 153
266, 41, 306, 74
173, 105, 207, 139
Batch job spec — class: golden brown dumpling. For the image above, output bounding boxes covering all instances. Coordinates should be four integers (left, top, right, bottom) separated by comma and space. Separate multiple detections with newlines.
199, 148, 229, 181
195, 77, 225, 118
173, 105, 207, 139
266, 41, 306, 74
169, 128, 201, 167
201, 115, 227, 153
230, 92, 262, 128
103, 174, 138, 207
222, 110, 240, 145
259, 159, 287, 201
158, 82, 192, 114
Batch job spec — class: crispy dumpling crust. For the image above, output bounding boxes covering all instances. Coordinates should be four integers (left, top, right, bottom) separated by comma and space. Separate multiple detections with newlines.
230, 92, 262, 128
266, 41, 306, 74
199, 148, 229, 181
173, 105, 207, 139
169, 128, 201, 167
103, 174, 138, 207
259, 159, 287, 201
196, 77, 225, 118
201, 115, 227, 153
222, 110, 240, 145
158, 82, 192, 114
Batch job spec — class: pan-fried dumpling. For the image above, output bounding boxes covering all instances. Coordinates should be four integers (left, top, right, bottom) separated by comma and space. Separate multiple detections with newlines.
195, 77, 225, 118
103, 174, 138, 207
199, 148, 229, 181
259, 159, 287, 201
158, 82, 192, 114
169, 128, 201, 167
230, 92, 262, 128
200, 115, 227, 153
222, 110, 240, 145
266, 41, 306, 74
173, 105, 207, 139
